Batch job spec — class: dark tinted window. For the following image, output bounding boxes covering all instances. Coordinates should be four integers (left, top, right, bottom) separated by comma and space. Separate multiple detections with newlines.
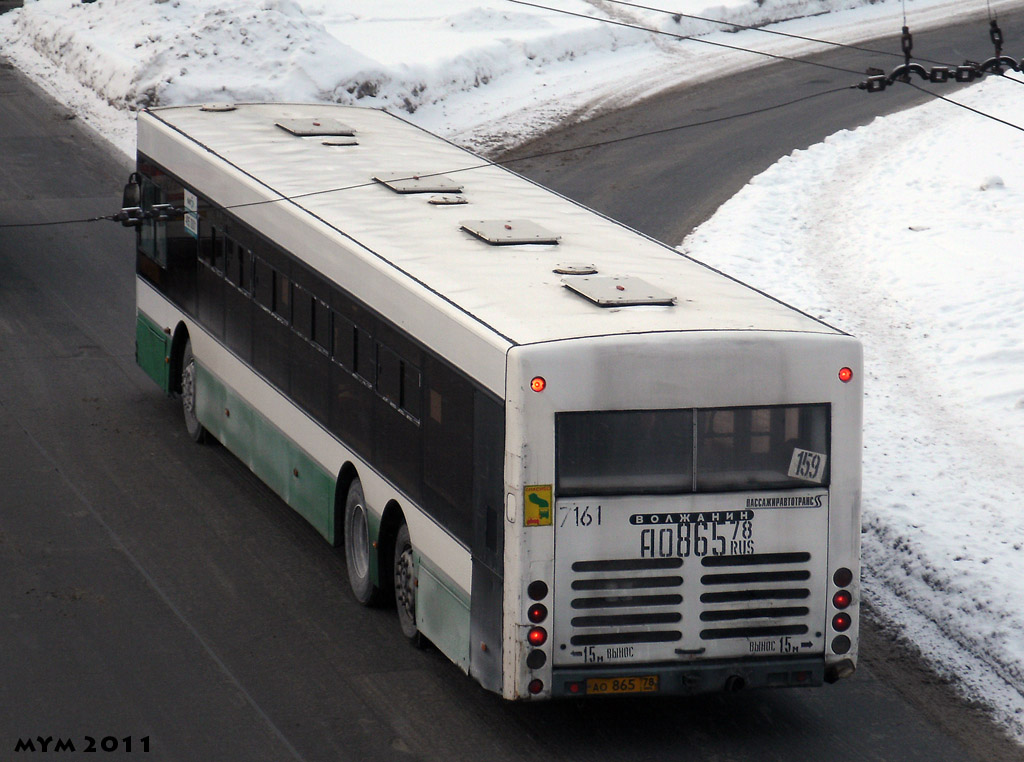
557, 410, 694, 496
354, 325, 374, 383
224, 239, 251, 292
293, 284, 313, 339
332, 312, 354, 369
696, 404, 830, 491
378, 345, 402, 406
402, 361, 421, 420
313, 299, 330, 350
274, 270, 291, 321
424, 357, 474, 523
254, 257, 273, 309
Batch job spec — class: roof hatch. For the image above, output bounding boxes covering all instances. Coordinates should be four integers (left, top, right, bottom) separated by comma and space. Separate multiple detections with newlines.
276, 118, 356, 137
460, 219, 560, 245
562, 275, 676, 307
373, 172, 463, 194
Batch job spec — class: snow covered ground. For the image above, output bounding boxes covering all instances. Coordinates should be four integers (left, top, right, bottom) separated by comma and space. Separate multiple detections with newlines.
684, 73, 1024, 739
2, 0, 1024, 744
1, 0, 1020, 156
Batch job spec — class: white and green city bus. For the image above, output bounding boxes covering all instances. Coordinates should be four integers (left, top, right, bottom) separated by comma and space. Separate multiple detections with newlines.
131, 103, 862, 700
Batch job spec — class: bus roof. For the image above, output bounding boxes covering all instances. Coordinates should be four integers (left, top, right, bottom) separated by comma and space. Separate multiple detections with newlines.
141, 104, 840, 354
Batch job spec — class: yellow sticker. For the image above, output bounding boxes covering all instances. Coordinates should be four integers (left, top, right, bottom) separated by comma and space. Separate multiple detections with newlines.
524, 485, 553, 526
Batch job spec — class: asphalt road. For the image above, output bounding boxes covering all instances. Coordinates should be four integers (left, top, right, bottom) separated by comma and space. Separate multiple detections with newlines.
2, 15, 1023, 762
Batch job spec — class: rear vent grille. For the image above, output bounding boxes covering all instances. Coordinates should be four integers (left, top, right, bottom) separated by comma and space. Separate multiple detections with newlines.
701, 552, 810, 567
573, 558, 682, 572
572, 575, 682, 591
568, 557, 684, 646
572, 631, 683, 646
571, 594, 682, 609
698, 552, 814, 642
699, 625, 808, 641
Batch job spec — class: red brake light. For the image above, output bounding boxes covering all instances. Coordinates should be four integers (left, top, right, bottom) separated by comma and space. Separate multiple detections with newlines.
833, 590, 852, 609
528, 604, 548, 624
528, 679, 544, 695
528, 627, 548, 646
832, 613, 852, 632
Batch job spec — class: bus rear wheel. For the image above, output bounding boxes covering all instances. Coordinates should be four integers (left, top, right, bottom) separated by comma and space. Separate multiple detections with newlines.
394, 523, 423, 646
181, 339, 207, 443
344, 479, 380, 606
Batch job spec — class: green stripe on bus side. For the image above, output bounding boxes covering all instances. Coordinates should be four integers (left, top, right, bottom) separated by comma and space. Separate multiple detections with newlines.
135, 311, 171, 393
195, 364, 337, 543
416, 552, 471, 672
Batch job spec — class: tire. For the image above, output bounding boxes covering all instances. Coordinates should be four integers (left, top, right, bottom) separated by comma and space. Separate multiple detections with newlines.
394, 523, 423, 646
181, 339, 207, 443
344, 479, 380, 605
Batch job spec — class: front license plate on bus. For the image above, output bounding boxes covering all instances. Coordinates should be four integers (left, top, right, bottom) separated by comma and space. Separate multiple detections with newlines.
586, 675, 659, 695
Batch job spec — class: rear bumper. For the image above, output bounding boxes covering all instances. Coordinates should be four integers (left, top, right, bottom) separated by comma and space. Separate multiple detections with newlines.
550, 656, 826, 697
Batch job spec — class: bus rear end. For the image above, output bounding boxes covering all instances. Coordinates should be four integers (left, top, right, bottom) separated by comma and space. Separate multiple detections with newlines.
502, 330, 862, 700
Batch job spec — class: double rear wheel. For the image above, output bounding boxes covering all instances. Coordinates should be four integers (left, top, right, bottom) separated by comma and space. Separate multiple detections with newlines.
343, 480, 423, 646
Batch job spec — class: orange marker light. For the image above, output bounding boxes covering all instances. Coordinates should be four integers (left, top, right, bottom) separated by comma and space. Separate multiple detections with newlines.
838, 367, 853, 383
531, 377, 546, 393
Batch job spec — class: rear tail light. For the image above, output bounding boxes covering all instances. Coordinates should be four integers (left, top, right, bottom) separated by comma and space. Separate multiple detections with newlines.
833, 590, 852, 609
832, 613, 852, 632
833, 567, 853, 587
528, 603, 548, 623
528, 627, 548, 647
831, 635, 852, 654
528, 679, 544, 695
527, 580, 548, 600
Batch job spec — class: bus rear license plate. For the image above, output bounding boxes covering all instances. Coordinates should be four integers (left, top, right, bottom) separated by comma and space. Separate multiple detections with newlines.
586, 676, 659, 695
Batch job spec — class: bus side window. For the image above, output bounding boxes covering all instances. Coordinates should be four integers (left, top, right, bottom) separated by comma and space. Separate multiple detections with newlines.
199, 225, 216, 266
423, 357, 473, 524
401, 361, 422, 421
377, 344, 402, 406
254, 257, 273, 310
332, 312, 355, 369
138, 174, 167, 267
313, 299, 330, 351
292, 284, 313, 339
354, 325, 374, 384
274, 270, 291, 322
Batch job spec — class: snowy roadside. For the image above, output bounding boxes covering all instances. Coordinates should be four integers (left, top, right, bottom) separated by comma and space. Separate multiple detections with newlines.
683, 73, 1024, 741
1, 0, 1021, 158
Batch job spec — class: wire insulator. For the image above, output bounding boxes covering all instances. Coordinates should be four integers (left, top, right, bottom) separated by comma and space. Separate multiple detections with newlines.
990, 20, 1004, 58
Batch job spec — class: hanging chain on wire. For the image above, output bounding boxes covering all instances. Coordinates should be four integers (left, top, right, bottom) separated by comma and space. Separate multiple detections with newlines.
860, 9, 1019, 92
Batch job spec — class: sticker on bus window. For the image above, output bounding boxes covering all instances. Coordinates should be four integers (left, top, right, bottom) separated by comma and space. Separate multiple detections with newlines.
524, 485, 553, 526
184, 211, 199, 239
788, 448, 827, 484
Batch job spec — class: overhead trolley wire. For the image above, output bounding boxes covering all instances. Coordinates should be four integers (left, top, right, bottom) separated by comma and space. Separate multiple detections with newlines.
0, 84, 854, 229
505, 0, 867, 76
0, 214, 115, 228
5, 4, 1024, 228
902, 78, 1024, 133
594, 0, 954, 66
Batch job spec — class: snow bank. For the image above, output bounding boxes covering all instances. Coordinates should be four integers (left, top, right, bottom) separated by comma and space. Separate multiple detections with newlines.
3, 0, 1018, 157
683, 74, 1024, 741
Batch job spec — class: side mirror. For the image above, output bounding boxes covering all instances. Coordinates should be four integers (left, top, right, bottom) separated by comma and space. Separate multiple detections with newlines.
122, 172, 142, 209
